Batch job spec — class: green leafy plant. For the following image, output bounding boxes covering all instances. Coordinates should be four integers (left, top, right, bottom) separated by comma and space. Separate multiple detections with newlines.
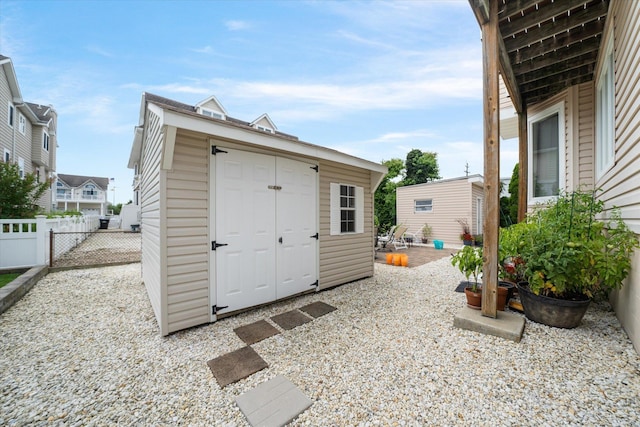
421, 223, 432, 241
502, 189, 638, 301
0, 162, 51, 219
451, 245, 483, 291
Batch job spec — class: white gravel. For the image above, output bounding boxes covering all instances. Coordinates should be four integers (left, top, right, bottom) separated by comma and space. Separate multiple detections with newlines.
1, 259, 639, 426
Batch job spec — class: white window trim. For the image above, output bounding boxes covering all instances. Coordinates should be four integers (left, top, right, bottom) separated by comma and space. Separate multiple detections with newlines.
198, 107, 225, 120
256, 125, 274, 133
330, 183, 364, 235
18, 113, 26, 135
595, 37, 615, 180
18, 157, 25, 178
528, 101, 565, 204
7, 102, 15, 127
43, 131, 50, 151
3, 148, 10, 162
414, 199, 433, 213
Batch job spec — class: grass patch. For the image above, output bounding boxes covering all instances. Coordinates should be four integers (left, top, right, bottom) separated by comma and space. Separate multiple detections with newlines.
0, 273, 20, 289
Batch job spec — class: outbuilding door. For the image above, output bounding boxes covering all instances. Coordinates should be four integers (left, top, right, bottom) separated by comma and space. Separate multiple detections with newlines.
213, 147, 318, 316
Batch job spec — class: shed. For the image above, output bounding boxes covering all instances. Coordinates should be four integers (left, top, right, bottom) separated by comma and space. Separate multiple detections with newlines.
396, 175, 484, 247
128, 93, 387, 335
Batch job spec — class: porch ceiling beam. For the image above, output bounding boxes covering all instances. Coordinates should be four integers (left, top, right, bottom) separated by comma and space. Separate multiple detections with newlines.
519, 63, 595, 93
511, 19, 605, 64
523, 74, 594, 104
517, 57, 597, 86
500, 0, 591, 38
512, 38, 601, 75
503, 0, 608, 53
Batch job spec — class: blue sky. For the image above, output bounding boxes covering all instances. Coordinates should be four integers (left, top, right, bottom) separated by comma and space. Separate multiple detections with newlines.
1, 0, 518, 205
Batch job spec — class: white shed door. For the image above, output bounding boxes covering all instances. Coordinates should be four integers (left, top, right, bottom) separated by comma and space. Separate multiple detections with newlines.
214, 148, 317, 316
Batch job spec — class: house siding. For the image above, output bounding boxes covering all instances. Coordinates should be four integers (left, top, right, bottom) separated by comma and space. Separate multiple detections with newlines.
576, 82, 595, 187
165, 131, 210, 334
140, 109, 165, 334
0, 69, 14, 157
604, 0, 640, 354
396, 178, 479, 247
318, 160, 373, 290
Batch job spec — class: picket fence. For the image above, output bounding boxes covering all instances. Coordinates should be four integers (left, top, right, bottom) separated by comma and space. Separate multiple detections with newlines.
0, 215, 100, 269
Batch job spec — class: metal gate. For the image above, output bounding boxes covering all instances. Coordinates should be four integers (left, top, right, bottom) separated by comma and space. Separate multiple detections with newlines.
50, 229, 141, 269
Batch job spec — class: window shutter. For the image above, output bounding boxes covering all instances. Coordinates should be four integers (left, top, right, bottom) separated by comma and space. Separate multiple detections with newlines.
330, 183, 340, 235
356, 186, 364, 234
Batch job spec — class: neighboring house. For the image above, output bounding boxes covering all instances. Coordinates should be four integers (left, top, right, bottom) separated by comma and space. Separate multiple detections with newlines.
129, 93, 387, 335
470, 1, 640, 352
396, 175, 484, 247
0, 55, 57, 212
54, 174, 109, 216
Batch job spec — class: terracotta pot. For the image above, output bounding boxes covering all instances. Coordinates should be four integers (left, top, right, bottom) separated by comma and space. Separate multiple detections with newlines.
517, 282, 591, 329
497, 281, 515, 311
464, 286, 482, 309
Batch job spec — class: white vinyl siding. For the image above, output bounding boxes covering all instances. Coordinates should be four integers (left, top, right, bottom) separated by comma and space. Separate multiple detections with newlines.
528, 102, 565, 202
596, 38, 615, 179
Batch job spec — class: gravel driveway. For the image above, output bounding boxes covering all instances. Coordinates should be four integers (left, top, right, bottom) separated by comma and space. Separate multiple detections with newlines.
1, 260, 639, 425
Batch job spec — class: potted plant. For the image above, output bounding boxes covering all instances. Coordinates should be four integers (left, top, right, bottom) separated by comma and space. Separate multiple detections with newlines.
456, 218, 474, 246
473, 234, 483, 247
502, 189, 639, 328
421, 223, 432, 244
451, 245, 483, 309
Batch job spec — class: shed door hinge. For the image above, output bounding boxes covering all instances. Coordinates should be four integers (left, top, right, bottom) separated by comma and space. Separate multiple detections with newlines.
212, 241, 228, 250
310, 165, 319, 172
310, 232, 319, 240
212, 305, 229, 315
212, 145, 228, 155
310, 280, 319, 288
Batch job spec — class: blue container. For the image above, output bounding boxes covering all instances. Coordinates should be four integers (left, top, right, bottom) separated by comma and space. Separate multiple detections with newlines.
434, 240, 444, 250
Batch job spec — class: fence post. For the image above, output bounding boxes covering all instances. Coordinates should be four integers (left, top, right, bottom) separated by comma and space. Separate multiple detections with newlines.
49, 229, 54, 267
35, 215, 47, 266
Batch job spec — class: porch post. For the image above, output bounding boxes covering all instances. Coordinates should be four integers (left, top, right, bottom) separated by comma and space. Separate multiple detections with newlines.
481, 0, 499, 317
517, 108, 528, 222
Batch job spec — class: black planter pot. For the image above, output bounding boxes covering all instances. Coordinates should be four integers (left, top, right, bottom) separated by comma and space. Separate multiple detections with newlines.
516, 282, 591, 329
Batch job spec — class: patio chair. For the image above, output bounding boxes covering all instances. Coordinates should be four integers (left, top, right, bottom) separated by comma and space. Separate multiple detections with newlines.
376, 225, 398, 252
391, 225, 409, 250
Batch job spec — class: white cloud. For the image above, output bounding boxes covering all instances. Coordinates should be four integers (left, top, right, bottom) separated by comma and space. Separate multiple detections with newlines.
86, 45, 114, 58
190, 45, 213, 54
225, 20, 251, 31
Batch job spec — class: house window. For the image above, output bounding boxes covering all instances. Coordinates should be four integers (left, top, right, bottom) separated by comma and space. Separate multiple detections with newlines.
36, 169, 40, 182
201, 108, 224, 120
8, 103, 14, 127
414, 199, 433, 212
83, 184, 97, 198
596, 39, 614, 178
3, 149, 9, 162
17, 157, 24, 178
330, 183, 364, 235
256, 125, 273, 133
528, 102, 564, 201
43, 132, 50, 151
18, 113, 26, 135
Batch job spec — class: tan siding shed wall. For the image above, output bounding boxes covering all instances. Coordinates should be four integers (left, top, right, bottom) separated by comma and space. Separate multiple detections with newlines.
396, 179, 476, 247
318, 160, 373, 290
140, 109, 166, 334
165, 131, 210, 334
605, 0, 640, 354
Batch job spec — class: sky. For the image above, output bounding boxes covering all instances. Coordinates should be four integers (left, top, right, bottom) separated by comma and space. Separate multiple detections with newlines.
0, 0, 518, 205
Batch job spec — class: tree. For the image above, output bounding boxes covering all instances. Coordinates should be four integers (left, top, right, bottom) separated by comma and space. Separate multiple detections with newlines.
404, 149, 441, 186
500, 163, 519, 227
374, 158, 404, 232
0, 161, 50, 218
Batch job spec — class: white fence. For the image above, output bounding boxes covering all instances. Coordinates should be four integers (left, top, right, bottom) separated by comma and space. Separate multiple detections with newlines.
0, 215, 100, 269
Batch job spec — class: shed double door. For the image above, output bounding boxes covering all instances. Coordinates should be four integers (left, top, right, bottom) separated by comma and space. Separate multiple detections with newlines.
214, 147, 317, 316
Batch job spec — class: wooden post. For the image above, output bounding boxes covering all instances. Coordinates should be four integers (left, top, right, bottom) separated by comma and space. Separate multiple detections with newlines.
517, 107, 528, 222
481, 0, 499, 318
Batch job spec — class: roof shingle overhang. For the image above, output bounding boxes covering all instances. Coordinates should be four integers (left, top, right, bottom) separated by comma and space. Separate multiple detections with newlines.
470, 0, 609, 109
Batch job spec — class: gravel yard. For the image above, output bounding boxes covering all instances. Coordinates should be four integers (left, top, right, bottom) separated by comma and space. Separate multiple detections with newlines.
1, 259, 639, 426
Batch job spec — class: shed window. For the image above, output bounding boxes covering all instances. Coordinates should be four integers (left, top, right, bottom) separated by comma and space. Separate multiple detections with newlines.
414, 199, 433, 212
596, 39, 614, 179
330, 183, 364, 235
